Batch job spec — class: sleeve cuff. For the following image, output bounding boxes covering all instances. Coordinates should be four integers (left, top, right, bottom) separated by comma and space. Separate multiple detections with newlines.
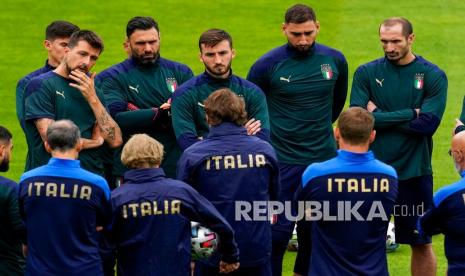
455, 125, 465, 134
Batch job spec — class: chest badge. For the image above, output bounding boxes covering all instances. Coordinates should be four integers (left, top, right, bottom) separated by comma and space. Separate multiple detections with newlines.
414, 73, 424, 90
166, 78, 178, 93
375, 78, 384, 87
321, 64, 333, 80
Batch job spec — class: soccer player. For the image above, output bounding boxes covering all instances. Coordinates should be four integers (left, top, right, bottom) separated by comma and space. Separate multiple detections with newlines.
178, 88, 279, 275
419, 131, 465, 275
98, 16, 194, 179
16, 20, 79, 170
172, 29, 270, 151
296, 107, 398, 275
350, 17, 447, 276
16, 20, 79, 124
246, 4, 348, 275
23, 30, 122, 175
0, 126, 26, 275
110, 134, 239, 275
18, 120, 111, 275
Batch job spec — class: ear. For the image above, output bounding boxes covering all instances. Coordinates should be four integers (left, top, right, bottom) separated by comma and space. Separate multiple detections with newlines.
231, 48, 236, 59
0, 144, 5, 158
369, 130, 376, 144
76, 140, 83, 153
199, 52, 203, 63
315, 21, 321, 33
44, 40, 52, 50
407, 33, 415, 44
282, 23, 287, 34
44, 141, 52, 153
334, 127, 340, 141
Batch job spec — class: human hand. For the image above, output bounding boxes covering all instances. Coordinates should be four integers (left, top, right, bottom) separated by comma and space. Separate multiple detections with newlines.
245, 118, 261, 136
367, 101, 377, 113
219, 261, 240, 274
69, 71, 98, 102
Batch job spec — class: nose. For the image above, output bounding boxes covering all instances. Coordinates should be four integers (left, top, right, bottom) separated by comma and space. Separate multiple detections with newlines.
298, 34, 308, 45
214, 54, 222, 64
144, 42, 152, 53
385, 42, 395, 52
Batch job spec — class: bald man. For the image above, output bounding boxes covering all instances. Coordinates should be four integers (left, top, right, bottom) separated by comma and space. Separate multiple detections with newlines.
419, 131, 465, 275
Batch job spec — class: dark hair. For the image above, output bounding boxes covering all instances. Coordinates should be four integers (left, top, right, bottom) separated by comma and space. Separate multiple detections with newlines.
285, 4, 317, 24
204, 88, 247, 126
380, 17, 413, 37
46, 120, 81, 152
337, 107, 374, 145
0, 126, 12, 144
45, 20, 80, 40
68, 30, 104, 53
126, 16, 159, 37
198, 29, 233, 50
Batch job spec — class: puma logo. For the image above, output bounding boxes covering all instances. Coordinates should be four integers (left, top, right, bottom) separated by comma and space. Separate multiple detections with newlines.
129, 85, 140, 93
280, 75, 291, 83
55, 91, 65, 99
375, 78, 384, 87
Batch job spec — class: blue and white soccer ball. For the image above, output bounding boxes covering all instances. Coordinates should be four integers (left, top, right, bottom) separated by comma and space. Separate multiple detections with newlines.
386, 222, 400, 252
191, 221, 219, 260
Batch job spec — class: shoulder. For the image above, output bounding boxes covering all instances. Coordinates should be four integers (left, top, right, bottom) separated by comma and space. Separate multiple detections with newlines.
230, 75, 265, 95
24, 71, 55, 94
433, 178, 465, 207
354, 57, 385, 75
172, 74, 204, 101
96, 59, 135, 82
250, 44, 291, 73
18, 66, 51, 89
415, 56, 447, 78
302, 157, 339, 185
0, 176, 17, 189
159, 57, 193, 75
314, 43, 346, 63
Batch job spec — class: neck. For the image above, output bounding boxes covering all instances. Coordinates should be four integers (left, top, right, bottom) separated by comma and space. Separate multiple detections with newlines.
206, 69, 230, 79
52, 150, 78, 160
339, 141, 369, 153
53, 63, 69, 78
47, 58, 60, 68
395, 52, 415, 66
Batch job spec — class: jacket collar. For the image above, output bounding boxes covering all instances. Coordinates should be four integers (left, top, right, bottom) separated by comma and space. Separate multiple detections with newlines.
207, 122, 247, 138
123, 168, 166, 184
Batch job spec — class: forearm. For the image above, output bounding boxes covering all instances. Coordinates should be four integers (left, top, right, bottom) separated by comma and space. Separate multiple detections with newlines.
81, 137, 104, 149
372, 109, 416, 128
115, 109, 157, 132
88, 97, 122, 148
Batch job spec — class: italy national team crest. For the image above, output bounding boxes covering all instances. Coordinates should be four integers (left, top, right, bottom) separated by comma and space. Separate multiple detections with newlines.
321, 64, 333, 80
166, 78, 178, 93
414, 73, 424, 90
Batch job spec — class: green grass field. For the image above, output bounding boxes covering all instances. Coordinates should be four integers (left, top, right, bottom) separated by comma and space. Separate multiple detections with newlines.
1, 0, 463, 274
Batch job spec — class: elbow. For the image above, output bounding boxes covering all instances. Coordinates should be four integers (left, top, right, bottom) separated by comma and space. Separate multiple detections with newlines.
107, 129, 123, 148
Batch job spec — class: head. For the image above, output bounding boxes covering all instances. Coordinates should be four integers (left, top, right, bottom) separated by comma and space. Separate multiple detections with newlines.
379, 17, 415, 65
282, 4, 319, 52
44, 120, 82, 159
199, 29, 235, 78
121, 134, 164, 169
126, 16, 160, 65
44, 20, 80, 67
335, 107, 376, 150
0, 126, 13, 172
450, 131, 465, 174
204, 88, 247, 127
63, 30, 104, 74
